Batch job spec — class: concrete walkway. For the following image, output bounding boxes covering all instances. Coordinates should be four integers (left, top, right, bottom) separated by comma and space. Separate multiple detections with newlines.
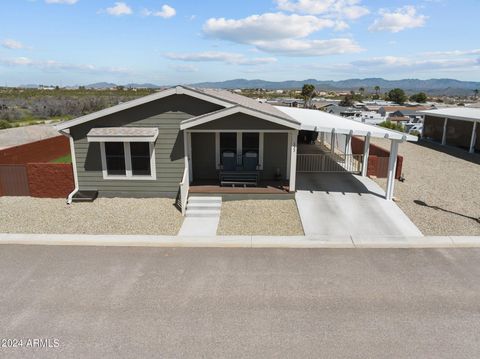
295, 173, 422, 237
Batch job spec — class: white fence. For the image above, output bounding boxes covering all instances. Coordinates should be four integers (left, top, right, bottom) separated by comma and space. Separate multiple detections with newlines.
297, 154, 363, 173
179, 167, 189, 216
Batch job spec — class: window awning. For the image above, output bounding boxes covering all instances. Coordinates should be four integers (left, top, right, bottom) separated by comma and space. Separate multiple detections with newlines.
275, 106, 418, 142
87, 127, 159, 142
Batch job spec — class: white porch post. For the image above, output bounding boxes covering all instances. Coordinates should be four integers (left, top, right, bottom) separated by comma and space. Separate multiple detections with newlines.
330, 129, 335, 154
385, 140, 400, 200
215, 132, 220, 169
236, 132, 242, 166
361, 132, 371, 177
345, 131, 353, 156
286, 132, 292, 180
469, 121, 477, 154
289, 130, 298, 192
183, 130, 192, 183
320, 132, 325, 146
441, 117, 448, 145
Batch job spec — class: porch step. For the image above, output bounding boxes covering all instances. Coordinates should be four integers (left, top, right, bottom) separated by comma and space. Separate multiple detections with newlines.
186, 196, 222, 218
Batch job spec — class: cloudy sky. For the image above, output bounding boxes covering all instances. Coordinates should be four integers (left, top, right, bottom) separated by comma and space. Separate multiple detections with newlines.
0, 0, 479, 85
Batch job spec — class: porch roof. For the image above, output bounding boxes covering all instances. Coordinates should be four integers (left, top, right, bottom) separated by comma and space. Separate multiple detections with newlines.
275, 106, 418, 142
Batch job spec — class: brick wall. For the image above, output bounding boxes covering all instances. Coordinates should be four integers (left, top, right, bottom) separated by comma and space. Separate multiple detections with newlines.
26, 163, 74, 198
351, 136, 403, 179
0, 135, 70, 164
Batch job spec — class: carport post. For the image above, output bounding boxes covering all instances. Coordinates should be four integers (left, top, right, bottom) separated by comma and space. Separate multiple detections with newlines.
441, 117, 448, 145
320, 132, 325, 146
385, 140, 400, 200
289, 130, 298, 192
469, 121, 477, 154
361, 133, 371, 177
345, 131, 353, 156
330, 129, 335, 154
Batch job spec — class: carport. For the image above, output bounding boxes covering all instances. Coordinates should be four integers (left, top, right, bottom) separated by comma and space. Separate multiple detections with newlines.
275, 106, 418, 200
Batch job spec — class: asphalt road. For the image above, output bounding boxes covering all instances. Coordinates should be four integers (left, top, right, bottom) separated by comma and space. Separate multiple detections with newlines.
1, 246, 480, 358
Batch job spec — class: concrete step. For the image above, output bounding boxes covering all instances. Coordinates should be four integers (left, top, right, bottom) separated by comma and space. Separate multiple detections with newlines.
187, 202, 222, 209
186, 209, 221, 218
188, 196, 222, 204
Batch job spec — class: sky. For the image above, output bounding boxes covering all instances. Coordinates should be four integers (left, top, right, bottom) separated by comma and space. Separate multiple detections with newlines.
0, 0, 479, 86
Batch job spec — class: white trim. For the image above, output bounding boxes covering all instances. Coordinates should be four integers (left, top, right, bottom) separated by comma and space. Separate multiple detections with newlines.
215, 132, 220, 170
100, 141, 156, 181
59, 130, 79, 204
385, 140, 399, 200
180, 106, 301, 130
236, 132, 242, 166
55, 86, 234, 131
188, 129, 291, 133
469, 121, 477, 154
259, 132, 264, 170
361, 133, 371, 177
286, 132, 292, 180
88, 136, 156, 143
442, 117, 448, 145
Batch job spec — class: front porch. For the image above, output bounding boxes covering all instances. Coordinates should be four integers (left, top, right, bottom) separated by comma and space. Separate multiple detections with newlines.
189, 179, 290, 195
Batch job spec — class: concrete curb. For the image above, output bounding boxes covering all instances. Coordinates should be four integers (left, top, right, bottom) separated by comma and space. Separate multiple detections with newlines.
0, 233, 479, 248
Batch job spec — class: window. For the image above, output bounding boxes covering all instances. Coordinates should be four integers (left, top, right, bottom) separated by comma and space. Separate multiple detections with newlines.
130, 142, 151, 176
105, 142, 126, 176
101, 142, 156, 180
215, 132, 263, 170
242, 132, 259, 156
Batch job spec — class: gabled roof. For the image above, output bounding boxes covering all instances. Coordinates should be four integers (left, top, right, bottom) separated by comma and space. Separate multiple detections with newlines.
180, 105, 300, 130
54, 85, 295, 131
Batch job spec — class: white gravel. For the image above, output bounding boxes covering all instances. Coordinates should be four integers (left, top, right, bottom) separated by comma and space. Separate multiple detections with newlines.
217, 199, 304, 236
0, 197, 183, 235
371, 138, 480, 236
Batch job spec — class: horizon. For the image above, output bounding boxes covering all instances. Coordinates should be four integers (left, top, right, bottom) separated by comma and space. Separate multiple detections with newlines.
1, 0, 479, 86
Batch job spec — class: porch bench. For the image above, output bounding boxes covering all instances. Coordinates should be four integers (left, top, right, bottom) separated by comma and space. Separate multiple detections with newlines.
219, 171, 259, 187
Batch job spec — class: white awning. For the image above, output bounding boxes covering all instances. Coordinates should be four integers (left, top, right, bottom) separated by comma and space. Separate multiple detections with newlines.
275, 106, 418, 142
87, 127, 159, 142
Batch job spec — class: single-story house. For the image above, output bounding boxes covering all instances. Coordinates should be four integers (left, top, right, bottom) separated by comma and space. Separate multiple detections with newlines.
55, 85, 417, 213
420, 107, 480, 153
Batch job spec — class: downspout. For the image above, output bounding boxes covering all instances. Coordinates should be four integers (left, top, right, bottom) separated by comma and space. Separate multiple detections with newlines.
58, 129, 79, 204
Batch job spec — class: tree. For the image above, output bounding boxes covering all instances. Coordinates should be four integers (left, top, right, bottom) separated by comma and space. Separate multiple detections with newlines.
339, 94, 355, 107
386, 88, 407, 105
374, 85, 380, 96
409, 92, 428, 103
474, 89, 479, 100
301, 84, 316, 108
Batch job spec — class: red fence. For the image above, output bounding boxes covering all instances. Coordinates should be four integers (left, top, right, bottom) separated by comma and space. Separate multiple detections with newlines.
0, 135, 74, 198
351, 137, 403, 179
0, 135, 70, 164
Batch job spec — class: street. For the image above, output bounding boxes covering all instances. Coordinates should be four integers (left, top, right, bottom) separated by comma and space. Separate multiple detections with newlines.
1, 245, 480, 358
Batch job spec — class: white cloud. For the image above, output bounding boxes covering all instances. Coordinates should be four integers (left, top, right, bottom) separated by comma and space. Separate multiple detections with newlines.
142, 4, 176, 18
422, 49, 480, 57
1, 39, 25, 50
105, 2, 132, 16
254, 38, 362, 56
275, 0, 369, 19
203, 13, 335, 44
369, 6, 427, 33
165, 51, 278, 66
45, 0, 78, 4
349, 55, 479, 71
0, 56, 129, 74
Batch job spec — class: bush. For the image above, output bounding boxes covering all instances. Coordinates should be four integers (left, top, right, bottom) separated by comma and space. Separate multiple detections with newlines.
0, 120, 12, 129
378, 120, 405, 132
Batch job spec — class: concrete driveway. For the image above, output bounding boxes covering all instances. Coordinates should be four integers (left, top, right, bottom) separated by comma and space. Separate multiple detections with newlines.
295, 173, 422, 236
1, 245, 480, 358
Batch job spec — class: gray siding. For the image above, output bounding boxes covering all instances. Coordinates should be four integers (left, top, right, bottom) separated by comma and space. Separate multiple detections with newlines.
263, 133, 288, 180
193, 113, 292, 131
70, 94, 223, 197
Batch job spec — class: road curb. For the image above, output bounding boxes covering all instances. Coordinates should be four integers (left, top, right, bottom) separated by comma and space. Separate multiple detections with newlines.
0, 233, 479, 248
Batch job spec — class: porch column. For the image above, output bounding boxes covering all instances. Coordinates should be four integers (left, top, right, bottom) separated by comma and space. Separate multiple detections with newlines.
385, 140, 400, 200
345, 131, 353, 156
236, 132, 242, 166
320, 132, 325, 146
289, 130, 298, 192
286, 132, 292, 180
441, 117, 448, 145
330, 129, 335, 154
183, 130, 192, 183
361, 132, 371, 177
469, 121, 477, 154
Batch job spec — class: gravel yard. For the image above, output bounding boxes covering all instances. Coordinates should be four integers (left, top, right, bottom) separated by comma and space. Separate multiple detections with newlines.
371, 138, 480, 236
217, 199, 304, 236
0, 197, 183, 235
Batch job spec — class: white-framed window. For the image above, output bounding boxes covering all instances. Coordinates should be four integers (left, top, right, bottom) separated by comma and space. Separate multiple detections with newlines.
100, 141, 156, 180
215, 131, 264, 170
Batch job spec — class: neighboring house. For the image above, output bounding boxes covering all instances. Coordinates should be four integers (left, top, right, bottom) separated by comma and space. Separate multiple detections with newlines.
388, 109, 426, 123
55, 85, 417, 211
378, 106, 432, 118
420, 107, 480, 153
